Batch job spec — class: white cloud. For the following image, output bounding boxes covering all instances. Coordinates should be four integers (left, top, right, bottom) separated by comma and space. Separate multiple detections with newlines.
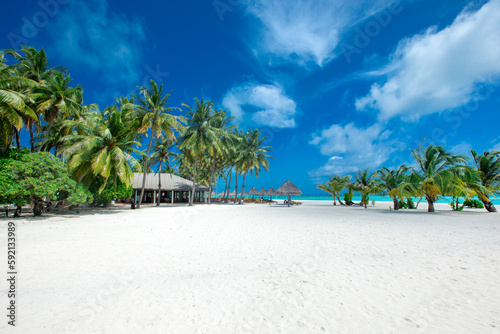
308, 122, 397, 176
492, 142, 500, 151
450, 141, 472, 156
356, 0, 500, 121
48, 0, 146, 85
222, 83, 297, 128
242, 0, 397, 67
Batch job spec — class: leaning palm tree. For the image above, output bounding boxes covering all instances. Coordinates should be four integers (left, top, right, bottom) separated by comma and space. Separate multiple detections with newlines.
237, 129, 272, 204
354, 168, 379, 208
150, 136, 177, 206
317, 175, 349, 205
133, 80, 182, 208
377, 165, 409, 210
179, 98, 225, 206
470, 150, 499, 212
61, 105, 141, 193
401, 143, 467, 212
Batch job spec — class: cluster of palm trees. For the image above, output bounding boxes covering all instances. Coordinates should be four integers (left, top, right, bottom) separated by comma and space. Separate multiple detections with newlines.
0, 46, 273, 207
317, 143, 499, 212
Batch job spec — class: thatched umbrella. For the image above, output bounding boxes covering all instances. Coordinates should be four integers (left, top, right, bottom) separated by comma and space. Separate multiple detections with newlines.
247, 187, 259, 199
265, 187, 277, 202
276, 180, 302, 207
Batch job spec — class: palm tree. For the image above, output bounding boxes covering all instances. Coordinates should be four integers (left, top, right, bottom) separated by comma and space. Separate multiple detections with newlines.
0, 52, 41, 149
354, 168, 379, 208
207, 110, 237, 204
179, 98, 225, 206
470, 150, 499, 212
237, 129, 272, 204
150, 136, 176, 206
377, 165, 409, 210
401, 143, 467, 212
133, 80, 182, 208
6, 46, 56, 152
317, 175, 349, 205
61, 105, 141, 193
33, 70, 82, 152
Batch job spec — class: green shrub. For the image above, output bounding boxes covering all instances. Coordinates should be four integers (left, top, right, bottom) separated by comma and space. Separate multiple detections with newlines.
463, 199, 484, 209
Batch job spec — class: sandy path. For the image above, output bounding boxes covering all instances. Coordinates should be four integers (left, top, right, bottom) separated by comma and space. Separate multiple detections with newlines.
0, 201, 499, 333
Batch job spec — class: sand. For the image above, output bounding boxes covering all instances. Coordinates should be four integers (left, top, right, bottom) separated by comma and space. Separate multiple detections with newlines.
0, 201, 499, 333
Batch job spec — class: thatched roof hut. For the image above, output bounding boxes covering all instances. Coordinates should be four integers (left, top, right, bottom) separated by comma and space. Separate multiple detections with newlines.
276, 180, 302, 195
264, 187, 277, 196
276, 180, 302, 207
258, 188, 267, 196
247, 187, 259, 196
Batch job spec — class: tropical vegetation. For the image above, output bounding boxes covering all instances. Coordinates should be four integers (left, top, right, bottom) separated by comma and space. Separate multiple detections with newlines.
0, 46, 273, 215
317, 143, 499, 213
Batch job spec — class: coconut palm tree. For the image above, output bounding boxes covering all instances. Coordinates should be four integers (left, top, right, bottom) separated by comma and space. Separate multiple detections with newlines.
207, 110, 237, 204
6, 47, 57, 152
377, 165, 409, 210
0, 53, 38, 150
401, 143, 467, 212
33, 70, 82, 152
61, 105, 141, 193
179, 98, 225, 206
150, 136, 176, 206
354, 168, 379, 208
317, 175, 349, 205
470, 150, 500, 212
237, 129, 272, 204
133, 80, 182, 208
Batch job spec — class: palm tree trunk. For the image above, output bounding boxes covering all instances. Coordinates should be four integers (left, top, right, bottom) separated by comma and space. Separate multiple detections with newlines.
427, 197, 435, 212
481, 198, 497, 212
157, 160, 163, 206
208, 158, 216, 205
332, 195, 336, 205
393, 197, 399, 210
240, 172, 247, 204
190, 157, 197, 206
138, 130, 154, 208
29, 121, 35, 153
226, 167, 233, 203
337, 195, 345, 205
224, 168, 230, 202
234, 172, 238, 204
14, 128, 21, 148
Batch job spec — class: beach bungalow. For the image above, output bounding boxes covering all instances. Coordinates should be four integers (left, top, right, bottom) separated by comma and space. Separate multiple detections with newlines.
132, 173, 209, 204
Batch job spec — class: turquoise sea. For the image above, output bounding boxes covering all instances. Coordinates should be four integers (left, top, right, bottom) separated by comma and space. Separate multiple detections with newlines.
231, 194, 500, 205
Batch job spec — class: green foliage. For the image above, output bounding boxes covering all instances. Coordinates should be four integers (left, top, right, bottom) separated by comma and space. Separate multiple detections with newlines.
88, 177, 133, 207
0, 150, 92, 208
463, 198, 485, 209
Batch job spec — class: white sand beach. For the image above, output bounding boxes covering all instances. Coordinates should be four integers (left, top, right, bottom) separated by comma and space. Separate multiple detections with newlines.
1, 201, 499, 333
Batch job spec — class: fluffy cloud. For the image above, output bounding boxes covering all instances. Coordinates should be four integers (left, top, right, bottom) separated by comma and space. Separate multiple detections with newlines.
48, 0, 146, 85
308, 122, 397, 176
222, 83, 297, 128
356, 0, 500, 121
241, 0, 397, 67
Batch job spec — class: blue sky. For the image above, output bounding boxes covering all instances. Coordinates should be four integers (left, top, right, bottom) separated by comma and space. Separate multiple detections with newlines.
2, 0, 500, 194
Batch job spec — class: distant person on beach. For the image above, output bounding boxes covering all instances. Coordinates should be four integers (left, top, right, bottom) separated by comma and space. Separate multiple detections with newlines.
130, 197, 136, 209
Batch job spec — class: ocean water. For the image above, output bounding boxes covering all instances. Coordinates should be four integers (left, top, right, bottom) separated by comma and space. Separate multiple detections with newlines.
227, 194, 500, 205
